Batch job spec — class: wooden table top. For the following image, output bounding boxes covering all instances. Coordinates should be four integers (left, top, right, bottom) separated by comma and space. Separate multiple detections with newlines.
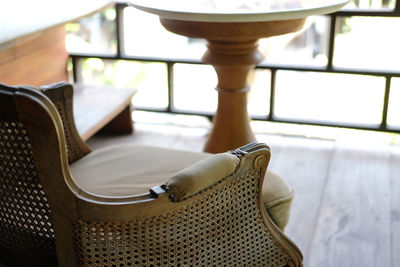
128, 0, 349, 22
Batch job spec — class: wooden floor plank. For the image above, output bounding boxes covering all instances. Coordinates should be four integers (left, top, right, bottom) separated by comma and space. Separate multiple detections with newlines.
88, 121, 398, 266
308, 143, 391, 267
261, 136, 334, 264
390, 146, 400, 267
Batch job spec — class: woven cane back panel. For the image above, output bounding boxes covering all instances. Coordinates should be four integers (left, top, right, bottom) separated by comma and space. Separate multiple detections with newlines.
74, 169, 292, 266
0, 121, 57, 266
54, 102, 77, 162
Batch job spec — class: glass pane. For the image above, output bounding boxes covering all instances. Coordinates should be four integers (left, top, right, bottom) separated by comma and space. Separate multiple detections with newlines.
173, 64, 217, 113
274, 71, 386, 125
387, 78, 400, 128
261, 16, 330, 67
173, 65, 270, 116
334, 16, 400, 72
78, 58, 168, 109
343, 0, 396, 10
248, 69, 271, 116
65, 8, 117, 55
123, 7, 206, 60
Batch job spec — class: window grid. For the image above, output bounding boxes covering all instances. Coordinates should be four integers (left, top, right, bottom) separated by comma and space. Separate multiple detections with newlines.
70, 2, 400, 133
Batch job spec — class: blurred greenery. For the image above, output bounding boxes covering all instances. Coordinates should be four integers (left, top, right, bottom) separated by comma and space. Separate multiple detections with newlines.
104, 8, 116, 21
65, 23, 80, 32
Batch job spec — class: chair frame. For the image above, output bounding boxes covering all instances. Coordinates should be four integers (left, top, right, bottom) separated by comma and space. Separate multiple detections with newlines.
0, 83, 302, 266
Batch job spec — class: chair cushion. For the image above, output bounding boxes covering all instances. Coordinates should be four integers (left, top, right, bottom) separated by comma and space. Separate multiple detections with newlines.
70, 144, 209, 197
262, 172, 294, 231
70, 144, 293, 230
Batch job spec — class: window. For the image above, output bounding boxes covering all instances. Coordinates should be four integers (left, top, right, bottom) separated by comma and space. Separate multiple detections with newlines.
66, 1, 400, 133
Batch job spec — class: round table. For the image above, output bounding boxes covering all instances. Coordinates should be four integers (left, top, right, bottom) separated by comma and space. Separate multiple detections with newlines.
128, 0, 348, 153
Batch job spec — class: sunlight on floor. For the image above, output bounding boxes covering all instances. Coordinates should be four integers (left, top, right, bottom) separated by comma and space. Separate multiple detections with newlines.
133, 110, 400, 146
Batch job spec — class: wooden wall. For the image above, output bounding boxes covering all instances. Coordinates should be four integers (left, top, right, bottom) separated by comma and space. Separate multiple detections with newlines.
0, 26, 69, 86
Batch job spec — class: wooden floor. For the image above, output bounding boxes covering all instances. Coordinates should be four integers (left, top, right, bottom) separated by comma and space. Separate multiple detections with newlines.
88, 119, 400, 267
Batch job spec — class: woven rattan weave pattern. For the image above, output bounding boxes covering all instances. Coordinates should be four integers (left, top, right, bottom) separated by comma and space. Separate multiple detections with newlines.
54, 102, 78, 162
74, 169, 292, 267
0, 121, 57, 266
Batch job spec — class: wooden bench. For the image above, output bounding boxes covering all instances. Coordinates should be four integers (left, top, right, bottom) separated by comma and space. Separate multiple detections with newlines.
72, 84, 136, 141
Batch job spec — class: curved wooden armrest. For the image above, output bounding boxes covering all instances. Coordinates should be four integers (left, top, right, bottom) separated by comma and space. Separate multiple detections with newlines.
165, 152, 240, 201
75, 142, 271, 208
39, 82, 91, 163
163, 143, 272, 202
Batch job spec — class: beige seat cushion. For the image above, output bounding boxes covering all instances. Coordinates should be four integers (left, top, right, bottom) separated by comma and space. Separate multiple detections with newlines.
70, 145, 209, 197
262, 172, 294, 231
70, 144, 293, 230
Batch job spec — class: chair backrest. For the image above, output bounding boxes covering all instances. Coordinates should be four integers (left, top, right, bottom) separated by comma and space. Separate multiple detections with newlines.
0, 83, 78, 266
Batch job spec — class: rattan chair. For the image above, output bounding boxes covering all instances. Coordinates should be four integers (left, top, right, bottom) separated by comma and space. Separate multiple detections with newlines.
0, 82, 302, 266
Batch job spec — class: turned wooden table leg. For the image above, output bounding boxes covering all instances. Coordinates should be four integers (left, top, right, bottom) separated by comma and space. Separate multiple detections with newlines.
203, 40, 263, 153
159, 18, 306, 153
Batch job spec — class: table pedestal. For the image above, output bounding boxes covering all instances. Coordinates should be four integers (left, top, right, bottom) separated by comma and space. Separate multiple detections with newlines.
161, 18, 305, 153
202, 40, 261, 152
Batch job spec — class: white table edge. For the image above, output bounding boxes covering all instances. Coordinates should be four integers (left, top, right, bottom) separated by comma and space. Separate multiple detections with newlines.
128, 0, 349, 22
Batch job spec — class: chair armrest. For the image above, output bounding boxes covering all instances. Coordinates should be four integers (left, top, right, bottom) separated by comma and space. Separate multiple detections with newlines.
40, 82, 91, 163
72, 142, 303, 266
165, 153, 240, 202
164, 143, 272, 202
